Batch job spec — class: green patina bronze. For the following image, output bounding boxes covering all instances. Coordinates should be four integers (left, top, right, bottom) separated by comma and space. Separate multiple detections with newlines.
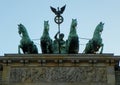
53, 31, 66, 54
66, 19, 79, 54
40, 21, 53, 54
18, 24, 38, 54
84, 22, 104, 54
52, 19, 79, 54
40, 19, 79, 54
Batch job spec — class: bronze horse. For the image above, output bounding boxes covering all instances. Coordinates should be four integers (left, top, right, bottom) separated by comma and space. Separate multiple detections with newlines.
40, 21, 53, 54
18, 24, 38, 54
84, 22, 104, 54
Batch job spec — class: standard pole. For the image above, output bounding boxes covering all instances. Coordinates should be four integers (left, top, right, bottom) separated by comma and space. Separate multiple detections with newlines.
58, 21, 61, 54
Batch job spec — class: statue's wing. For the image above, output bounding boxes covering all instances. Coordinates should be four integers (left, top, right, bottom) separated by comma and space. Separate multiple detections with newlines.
60, 5, 66, 14
50, 6, 57, 15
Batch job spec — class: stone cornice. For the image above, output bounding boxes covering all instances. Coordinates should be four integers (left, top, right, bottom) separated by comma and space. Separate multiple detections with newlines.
0, 54, 118, 66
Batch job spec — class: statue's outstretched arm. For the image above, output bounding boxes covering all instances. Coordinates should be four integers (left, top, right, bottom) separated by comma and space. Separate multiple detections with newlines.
54, 31, 59, 40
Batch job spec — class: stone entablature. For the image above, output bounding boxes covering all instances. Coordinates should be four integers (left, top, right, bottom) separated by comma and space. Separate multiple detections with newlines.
0, 54, 119, 85
0, 54, 117, 65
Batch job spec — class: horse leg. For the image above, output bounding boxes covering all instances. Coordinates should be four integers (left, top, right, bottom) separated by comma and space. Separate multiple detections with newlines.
84, 42, 91, 54
33, 44, 38, 54
18, 45, 21, 54
100, 44, 104, 54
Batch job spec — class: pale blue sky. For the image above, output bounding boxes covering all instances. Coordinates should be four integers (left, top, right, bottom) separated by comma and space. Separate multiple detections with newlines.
0, 0, 120, 55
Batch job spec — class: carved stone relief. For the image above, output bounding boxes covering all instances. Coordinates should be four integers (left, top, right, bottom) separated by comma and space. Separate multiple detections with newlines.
9, 67, 107, 83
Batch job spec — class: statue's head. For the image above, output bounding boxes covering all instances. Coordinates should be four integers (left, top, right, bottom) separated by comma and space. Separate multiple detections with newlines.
44, 21, 49, 32
60, 33, 64, 39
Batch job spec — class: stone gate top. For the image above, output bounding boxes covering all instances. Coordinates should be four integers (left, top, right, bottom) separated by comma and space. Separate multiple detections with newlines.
0, 53, 120, 85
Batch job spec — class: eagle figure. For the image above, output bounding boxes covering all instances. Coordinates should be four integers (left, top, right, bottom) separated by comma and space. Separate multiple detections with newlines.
50, 5, 66, 16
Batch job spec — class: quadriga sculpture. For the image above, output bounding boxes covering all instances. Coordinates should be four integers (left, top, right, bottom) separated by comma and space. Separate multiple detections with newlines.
66, 19, 79, 54
84, 22, 104, 54
40, 21, 53, 54
18, 24, 38, 54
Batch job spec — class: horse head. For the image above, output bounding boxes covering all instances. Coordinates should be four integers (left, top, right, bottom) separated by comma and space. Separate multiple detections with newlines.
44, 21, 49, 33
71, 19, 77, 29
18, 23, 28, 37
69, 19, 77, 35
94, 22, 104, 35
